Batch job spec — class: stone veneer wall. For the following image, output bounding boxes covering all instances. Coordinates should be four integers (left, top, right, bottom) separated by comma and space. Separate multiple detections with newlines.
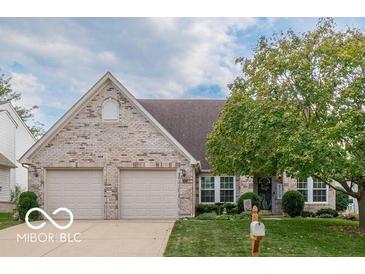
26, 81, 194, 219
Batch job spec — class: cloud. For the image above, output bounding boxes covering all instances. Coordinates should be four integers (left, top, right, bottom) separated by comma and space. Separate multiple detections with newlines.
0, 18, 258, 100
9, 72, 45, 124
11, 72, 44, 108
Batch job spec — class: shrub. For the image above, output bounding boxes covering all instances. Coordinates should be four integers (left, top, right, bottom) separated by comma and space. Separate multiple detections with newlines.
237, 192, 260, 213
223, 203, 236, 214
317, 213, 334, 218
316, 208, 338, 218
196, 204, 210, 215
18, 191, 39, 221
10, 184, 23, 205
196, 203, 238, 216
196, 212, 217, 220
301, 211, 315, 218
213, 203, 224, 215
230, 207, 238, 215
336, 191, 349, 212
282, 191, 304, 217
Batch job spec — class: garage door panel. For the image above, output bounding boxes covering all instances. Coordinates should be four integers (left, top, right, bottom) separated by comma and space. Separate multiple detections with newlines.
46, 170, 104, 219
120, 170, 177, 219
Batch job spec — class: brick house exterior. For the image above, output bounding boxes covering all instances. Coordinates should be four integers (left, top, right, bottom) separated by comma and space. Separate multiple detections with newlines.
20, 73, 335, 219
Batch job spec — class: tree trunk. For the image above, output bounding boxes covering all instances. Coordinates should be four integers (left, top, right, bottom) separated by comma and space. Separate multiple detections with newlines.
358, 194, 365, 233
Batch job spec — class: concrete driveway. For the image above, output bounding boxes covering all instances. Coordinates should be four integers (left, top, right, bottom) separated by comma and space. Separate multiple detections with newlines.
0, 220, 175, 256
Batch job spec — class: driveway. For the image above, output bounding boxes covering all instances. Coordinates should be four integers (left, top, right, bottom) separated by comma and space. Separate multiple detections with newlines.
0, 220, 175, 256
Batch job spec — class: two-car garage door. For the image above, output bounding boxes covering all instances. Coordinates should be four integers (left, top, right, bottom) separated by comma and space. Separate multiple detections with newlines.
45, 169, 178, 219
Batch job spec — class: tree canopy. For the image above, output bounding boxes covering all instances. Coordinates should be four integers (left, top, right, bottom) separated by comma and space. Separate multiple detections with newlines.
206, 18, 365, 230
0, 72, 44, 138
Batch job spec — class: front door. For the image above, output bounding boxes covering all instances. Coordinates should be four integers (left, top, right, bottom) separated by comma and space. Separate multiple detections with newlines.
257, 177, 272, 210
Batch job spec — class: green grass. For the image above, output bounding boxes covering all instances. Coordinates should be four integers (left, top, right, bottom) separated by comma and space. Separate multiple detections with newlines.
0, 212, 21, 230
164, 218, 365, 257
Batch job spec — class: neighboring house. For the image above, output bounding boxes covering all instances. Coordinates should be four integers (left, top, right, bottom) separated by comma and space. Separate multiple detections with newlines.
19, 73, 335, 219
0, 102, 36, 211
347, 184, 359, 213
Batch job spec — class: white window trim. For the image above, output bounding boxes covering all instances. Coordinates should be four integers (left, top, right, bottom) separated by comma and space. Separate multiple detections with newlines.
102, 98, 120, 122
298, 177, 328, 204
199, 176, 236, 204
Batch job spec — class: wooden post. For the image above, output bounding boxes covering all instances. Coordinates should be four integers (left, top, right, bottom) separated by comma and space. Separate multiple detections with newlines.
250, 206, 263, 257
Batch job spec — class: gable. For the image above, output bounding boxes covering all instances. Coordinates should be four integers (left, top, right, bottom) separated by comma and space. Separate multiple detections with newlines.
20, 73, 197, 165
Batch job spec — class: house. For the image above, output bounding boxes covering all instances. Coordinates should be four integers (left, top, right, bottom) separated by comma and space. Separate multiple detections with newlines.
0, 102, 36, 212
19, 72, 335, 219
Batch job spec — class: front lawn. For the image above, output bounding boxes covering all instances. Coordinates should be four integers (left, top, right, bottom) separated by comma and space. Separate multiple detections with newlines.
164, 218, 365, 256
0, 213, 21, 230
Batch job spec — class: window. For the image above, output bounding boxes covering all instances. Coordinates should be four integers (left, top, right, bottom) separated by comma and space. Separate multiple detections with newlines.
312, 178, 327, 202
220, 176, 234, 202
297, 177, 327, 203
297, 177, 308, 202
102, 98, 119, 121
200, 176, 235, 203
200, 176, 215, 203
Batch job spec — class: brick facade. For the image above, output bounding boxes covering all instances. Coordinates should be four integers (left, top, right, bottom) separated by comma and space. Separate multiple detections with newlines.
26, 81, 194, 219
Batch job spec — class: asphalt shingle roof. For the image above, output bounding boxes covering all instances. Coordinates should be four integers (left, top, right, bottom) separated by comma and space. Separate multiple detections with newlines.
138, 99, 225, 169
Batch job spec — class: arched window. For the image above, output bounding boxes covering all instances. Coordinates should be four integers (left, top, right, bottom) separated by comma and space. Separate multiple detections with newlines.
102, 98, 119, 121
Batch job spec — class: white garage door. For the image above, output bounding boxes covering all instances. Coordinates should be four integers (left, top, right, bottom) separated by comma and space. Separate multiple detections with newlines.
46, 170, 104, 219
120, 170, 178, 219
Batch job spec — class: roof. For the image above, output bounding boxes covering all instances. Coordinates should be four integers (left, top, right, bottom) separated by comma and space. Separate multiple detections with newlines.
138, 99, 226, 169
20, 72, 197, 165
0, 152, 17, 168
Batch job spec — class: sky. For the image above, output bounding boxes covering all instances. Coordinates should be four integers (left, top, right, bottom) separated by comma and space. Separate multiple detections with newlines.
1, 17, 365, 130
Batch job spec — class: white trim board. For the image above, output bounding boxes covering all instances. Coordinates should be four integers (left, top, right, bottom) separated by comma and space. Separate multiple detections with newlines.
19, 72, 198, 165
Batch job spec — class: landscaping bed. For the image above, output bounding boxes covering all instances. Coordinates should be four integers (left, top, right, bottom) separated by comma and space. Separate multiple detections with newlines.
164, 218, 365, 257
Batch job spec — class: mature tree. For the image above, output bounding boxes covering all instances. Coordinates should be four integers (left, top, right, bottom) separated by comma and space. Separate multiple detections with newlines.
0, 72, 44, 137
207, 18, 365, 231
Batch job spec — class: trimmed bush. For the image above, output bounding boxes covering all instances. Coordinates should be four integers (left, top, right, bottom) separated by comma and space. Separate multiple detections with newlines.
196, 212, 217, 220
18, 191, 39, 221
196, 203, 238, 216
196, 204, 211, 215
301, 211, 315, 218
336, 191, 349, 212
237, 192, 260, 213
223, 203, 237, 214
316, 208, 338, 217
282, 191, 304, 217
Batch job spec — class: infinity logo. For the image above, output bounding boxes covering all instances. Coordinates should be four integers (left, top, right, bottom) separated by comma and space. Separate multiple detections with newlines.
25, 207, 74, 230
